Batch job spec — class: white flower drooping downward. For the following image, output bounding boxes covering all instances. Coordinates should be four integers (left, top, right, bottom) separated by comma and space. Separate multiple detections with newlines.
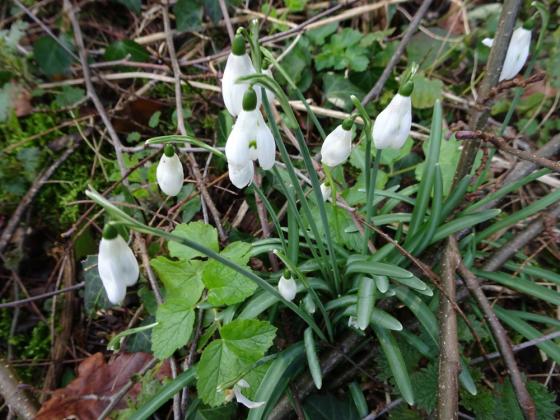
156, 144, 184, 196
222, 32, 260, 116
482, 21, 533, 82
278, 272, 297, 302
225, 86, 276, 188
227, 379, 265, 409
320, 182, 332, 202
320, 118, 355, 167
372, 81, 413, 150
97, 224, 139, 305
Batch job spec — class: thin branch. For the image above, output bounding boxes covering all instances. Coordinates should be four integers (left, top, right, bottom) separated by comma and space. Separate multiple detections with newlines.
455, 130, 560, 173
453, 0, 522, 183
0, 282, 85, 309
218, 0, 234, 42
437, 238, 460, 420
457, 252, 536, 420
0, 141, 80, 255
361, 0, 434, 105
471, 330, 560, 364
162, 4, 227, 242
0, 358, 38, 419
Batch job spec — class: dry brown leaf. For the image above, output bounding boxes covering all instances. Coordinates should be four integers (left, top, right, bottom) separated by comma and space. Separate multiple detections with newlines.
36, 352, 171, 419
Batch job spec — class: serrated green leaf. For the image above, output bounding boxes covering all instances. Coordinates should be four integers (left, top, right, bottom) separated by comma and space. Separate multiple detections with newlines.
168, 221, 219, 260
33, 35, 73, 76
152, 299, 195, 359
322, 73, 364, 110
197, 320, 276, 406
203, 242, 256, 306
175, 0, 203, 32
150, 257, 204, 306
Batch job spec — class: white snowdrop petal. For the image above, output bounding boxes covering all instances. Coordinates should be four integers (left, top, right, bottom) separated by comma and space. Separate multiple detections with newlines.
98, 236, 139, 304
372, 94, 412, 150
482, 37, 494, 48
256, 113, 276, 170
499, 27, 531, 81
320, 183, 331, 202
226, 110, 259, 168
320, 125, 353, 167
222, 54, 260, 116
233, 387, 265, 409
229, 162, 254, 189
156, 153, 184, 196
278, 275, 297, 301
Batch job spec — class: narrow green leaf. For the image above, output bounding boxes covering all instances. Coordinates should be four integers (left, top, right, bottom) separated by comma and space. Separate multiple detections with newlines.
304, 327, 322, 389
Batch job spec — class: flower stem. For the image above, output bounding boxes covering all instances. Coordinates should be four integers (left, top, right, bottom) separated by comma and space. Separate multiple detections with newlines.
363, 149, 383, 254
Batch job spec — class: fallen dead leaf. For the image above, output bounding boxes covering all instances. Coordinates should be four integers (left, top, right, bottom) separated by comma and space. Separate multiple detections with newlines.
36, 352, 170, 419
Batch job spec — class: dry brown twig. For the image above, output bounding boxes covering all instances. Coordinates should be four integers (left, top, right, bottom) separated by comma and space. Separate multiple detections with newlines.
456, 251, 536, 420
455, 130, 560, 173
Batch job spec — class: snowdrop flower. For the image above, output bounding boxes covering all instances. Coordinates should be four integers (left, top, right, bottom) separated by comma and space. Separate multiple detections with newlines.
228, 379, 265, 409
372, 82, 413, 150
156, 144, 183, 196
222, 32, 260, 116
225, 87, 276, 188
320, 182, 332, 202
97, 225, 139, 305
278, 272, 297, 302
320, 118, 354, 167
482, 22, 533, 81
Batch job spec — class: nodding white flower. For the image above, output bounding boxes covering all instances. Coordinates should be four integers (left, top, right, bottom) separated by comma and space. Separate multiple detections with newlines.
278, 273, 297, 302
156, 144, 183, 196
225, 87, 276, 187
97, 225, 139, 305
228, 379, 265, 409
320, 119, 354, 167
222, 33, 260, 116
482, 23, 532, 81
320, 182, 332, 202
372, 82, 413, 150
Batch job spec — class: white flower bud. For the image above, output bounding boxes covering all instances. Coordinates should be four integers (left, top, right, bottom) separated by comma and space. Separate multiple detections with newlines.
98, 226, 139, 305
320, 124, 354, 167
156, 146, 184, 196
278, 275, 297, 302
320, 183, 332, 202
372, 93, 412, 150
233, 379, 265, 409
482, 26, 532, 81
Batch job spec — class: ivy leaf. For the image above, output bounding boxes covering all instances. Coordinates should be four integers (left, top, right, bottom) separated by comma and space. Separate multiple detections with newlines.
151, 299, 195, 359
82, 255, 114, 316
415, 134, 460, 196
196, 320, 276, 406
411, 73, 443, 109
150, 257, 204, 306
322, 73, 364, 111
202, 242, 256, 306
115, 0, 142, 13
175, 0, 204, 32
168, 221, 219, 261
104, 40, 149, 62
33, 35, 74, 76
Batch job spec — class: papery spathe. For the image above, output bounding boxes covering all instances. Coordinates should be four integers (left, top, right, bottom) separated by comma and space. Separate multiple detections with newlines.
372, 93, 412, 150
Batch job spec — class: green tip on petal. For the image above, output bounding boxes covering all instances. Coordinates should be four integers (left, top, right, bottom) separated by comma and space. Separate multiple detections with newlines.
163, 144, 175, 157
282, 269, 291, 279
523, 17, 535, 30
398, 81, 414, 97
342, 117, 354, 131
232, 33, 246, 55
102, 224, 118, 240
242, 87, 258, 111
